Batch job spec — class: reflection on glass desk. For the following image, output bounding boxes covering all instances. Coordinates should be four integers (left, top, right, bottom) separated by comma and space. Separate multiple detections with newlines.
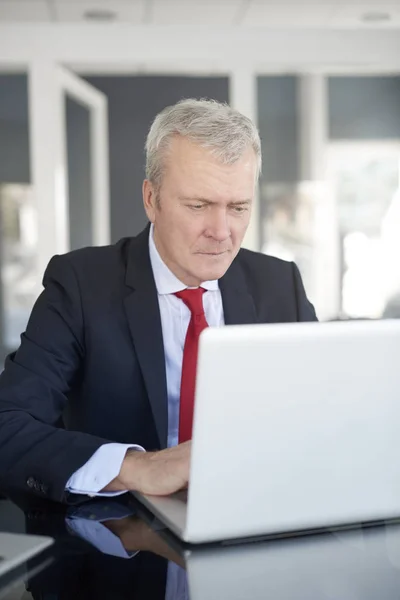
2, 494, 400, 599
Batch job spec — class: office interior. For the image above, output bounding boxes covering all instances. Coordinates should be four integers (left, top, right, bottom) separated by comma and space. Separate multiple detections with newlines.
1, 3, 400, 370
1, 0, 400, 498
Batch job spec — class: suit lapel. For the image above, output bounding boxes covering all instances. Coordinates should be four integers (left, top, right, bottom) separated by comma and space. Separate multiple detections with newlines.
219, 254, 258, 325
124, 226, 168, 448
123, 234, 257, 447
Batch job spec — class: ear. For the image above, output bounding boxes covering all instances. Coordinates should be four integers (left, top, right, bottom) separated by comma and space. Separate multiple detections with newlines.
143, 180, 157, 223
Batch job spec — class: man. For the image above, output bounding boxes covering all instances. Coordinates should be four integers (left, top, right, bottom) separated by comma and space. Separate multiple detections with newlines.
0, 99, 317, 504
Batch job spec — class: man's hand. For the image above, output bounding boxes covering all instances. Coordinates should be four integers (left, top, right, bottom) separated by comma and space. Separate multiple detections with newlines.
102, 441, 191, 495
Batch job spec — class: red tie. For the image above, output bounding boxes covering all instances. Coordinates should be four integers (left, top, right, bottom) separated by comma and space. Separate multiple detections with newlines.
175, 288, 209, 443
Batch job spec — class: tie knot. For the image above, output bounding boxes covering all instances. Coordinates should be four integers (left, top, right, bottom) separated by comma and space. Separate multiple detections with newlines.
175, 287, 206, 316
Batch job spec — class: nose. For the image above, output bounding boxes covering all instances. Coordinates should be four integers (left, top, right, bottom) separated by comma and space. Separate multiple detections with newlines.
204, 208, 231, 243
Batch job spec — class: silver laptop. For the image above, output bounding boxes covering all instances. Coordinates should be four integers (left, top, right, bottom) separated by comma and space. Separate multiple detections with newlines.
133, 319, 400, 544
0, 532, 53, 578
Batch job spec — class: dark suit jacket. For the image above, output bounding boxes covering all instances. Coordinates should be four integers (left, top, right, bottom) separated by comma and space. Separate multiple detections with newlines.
0, 225, 317, 503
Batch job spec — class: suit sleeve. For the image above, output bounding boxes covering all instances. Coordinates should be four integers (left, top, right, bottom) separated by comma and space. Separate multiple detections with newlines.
0, 254, 112, 503
291, 262, 318, 322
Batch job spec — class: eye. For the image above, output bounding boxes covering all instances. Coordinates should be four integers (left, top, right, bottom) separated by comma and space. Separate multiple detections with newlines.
232, 205, 247, 214
189, 204, 205, 211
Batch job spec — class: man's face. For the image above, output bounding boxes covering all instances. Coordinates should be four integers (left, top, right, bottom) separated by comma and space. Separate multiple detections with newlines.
143, 136, 257, 287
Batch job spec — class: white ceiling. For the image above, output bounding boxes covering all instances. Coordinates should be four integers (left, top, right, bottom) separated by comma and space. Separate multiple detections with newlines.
0, 0, 400, 28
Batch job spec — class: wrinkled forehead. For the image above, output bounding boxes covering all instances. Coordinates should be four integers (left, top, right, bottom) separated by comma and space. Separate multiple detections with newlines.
161, 137, 258, 197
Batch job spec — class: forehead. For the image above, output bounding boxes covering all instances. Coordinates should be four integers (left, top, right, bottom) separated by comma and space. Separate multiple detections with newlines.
163, 136, 257, 200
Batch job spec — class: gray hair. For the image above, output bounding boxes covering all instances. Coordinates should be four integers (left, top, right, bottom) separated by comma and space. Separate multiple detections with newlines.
145, 98, 262, 192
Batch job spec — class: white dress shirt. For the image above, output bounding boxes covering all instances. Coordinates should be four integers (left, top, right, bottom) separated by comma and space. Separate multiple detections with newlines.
66, 224, 225, 495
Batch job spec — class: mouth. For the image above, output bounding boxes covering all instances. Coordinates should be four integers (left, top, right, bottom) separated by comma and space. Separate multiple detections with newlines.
196, 251, 229, 256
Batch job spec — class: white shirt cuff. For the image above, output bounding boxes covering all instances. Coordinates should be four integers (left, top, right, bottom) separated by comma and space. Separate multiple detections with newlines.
66, 443, 145, 497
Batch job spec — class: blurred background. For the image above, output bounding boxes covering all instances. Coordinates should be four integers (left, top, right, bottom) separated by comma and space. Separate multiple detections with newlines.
1, 0, 400, 367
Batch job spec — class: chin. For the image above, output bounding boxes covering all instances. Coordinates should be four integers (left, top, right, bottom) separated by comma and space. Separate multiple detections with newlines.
190, 252, 234, 283
199, 264, 230, 283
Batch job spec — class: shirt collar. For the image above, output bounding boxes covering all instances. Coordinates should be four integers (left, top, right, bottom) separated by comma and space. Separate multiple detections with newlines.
148, 224, 219, 295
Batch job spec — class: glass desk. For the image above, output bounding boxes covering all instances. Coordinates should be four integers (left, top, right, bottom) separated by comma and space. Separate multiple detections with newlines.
1, 493, 400, 600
